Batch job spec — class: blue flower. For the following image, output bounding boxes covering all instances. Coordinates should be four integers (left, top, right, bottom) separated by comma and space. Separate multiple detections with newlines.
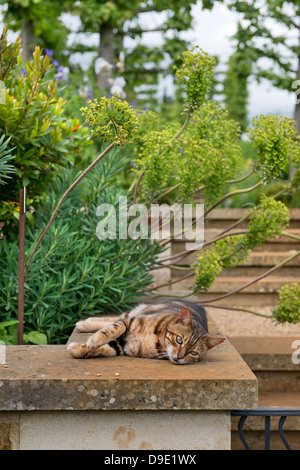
142, 106, 147, 111
45, 49, 53, 57
21, 68, 26, 76
53, 59, 59, 67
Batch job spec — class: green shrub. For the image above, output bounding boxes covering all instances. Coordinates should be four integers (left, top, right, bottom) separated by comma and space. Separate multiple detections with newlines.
0, 28, 91, 234
0, 151, 163, 344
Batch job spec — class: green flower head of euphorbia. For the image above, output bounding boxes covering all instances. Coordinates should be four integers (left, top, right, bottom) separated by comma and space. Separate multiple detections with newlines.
272, 283, 300, 324
174, 47, 216, 113
81, 94, 138, 145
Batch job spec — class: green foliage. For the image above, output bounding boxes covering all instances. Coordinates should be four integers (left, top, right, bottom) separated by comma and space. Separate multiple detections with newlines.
174, 47, 216, 113
0, 320, 47, 345
0, 29, 91, 232
272, 283, 300, 325
248, 115, 300, 183
193, 250, 222, 293
0, 135, 15, 186
0, 151, 163, 344
0, 0, 70, 62
71, 0, 199, 105
181, 101, 243, 203
133, 99, 243, 204
227, 0, 299, 94
223, 26, 252, 133
246, 195, 290, 247
193, 196, 290, 292
81, 95, 138, 145
213, 235, 251, 269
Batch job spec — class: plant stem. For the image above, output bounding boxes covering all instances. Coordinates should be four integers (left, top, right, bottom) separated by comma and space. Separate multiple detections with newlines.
172, 113, 192, 141
132, 168, 147, 206
150, 270, 194, 291
197, 303, 272, 319
132, 113, 193, 204
157, 230, 248, 267
205, 212, 251, 245
149, 291, 195, 300
197, 248, 300, 305
281, 231, 300, 241
25, 141, 115, 280
226, 170, 254, 184
160, 181, 262, 247
156, 182, 180, 201
204, 181, 264, 217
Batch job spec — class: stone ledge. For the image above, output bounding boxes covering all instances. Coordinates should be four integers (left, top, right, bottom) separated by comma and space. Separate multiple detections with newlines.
0, 319, 257, 413
229, 336, 300, 371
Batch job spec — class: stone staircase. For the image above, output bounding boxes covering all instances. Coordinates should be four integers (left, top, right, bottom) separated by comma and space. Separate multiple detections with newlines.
151, 208, 300, 450
156, 208, 300, 307
230, 336, 300, 450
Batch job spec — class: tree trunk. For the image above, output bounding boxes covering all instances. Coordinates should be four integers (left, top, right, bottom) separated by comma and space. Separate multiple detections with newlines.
21, 19, 35, 61
96, 22, 115, 89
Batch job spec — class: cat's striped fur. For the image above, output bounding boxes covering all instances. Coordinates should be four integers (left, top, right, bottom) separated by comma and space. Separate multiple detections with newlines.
67, 299, 225, 365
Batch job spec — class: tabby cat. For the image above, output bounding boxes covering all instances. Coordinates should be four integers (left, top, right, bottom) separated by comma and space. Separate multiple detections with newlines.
67, 299, 225, 365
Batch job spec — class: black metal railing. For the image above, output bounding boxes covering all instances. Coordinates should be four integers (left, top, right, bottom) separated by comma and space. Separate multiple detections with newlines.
231, 406, 300, 450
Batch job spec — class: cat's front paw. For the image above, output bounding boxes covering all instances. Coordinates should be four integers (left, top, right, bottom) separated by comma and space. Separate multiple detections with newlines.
67, 342, 86, 358
86, 332, 105, 349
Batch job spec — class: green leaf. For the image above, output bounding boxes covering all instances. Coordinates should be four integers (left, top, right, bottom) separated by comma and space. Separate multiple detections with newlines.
22, 175, 29, 187
0, 320, 19, 328
25, 331, 48, 345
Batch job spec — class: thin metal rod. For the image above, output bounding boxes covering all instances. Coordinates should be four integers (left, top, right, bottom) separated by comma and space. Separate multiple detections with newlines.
278, 416, 291, 450
18, 188, 26, 345
238, 416, 251, 450
265, 416, 271, 450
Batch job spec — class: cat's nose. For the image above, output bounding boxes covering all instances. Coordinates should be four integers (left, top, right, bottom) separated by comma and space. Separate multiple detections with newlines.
177, 352, 184, 360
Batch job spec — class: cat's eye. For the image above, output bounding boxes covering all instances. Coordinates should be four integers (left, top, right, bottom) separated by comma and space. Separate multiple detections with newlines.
190, 350, 199, 356
176, 335, 183, 345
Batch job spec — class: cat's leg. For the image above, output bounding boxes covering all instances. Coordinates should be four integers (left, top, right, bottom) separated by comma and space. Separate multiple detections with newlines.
76, 316, 122, 333
67, 341, 123, 359
86, 319, 128, 349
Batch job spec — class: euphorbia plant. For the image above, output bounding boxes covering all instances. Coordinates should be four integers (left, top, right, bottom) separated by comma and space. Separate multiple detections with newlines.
21, 45, 300, 327
129, 48, 300, 324
25, 94, 139, 278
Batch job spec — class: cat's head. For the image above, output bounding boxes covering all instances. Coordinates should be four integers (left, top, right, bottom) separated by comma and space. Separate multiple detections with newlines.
165, 307, 225, 365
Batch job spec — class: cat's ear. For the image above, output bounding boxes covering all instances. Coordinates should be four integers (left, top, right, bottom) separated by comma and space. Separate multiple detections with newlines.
175, 308, 192, 326
204, 336, 225, 349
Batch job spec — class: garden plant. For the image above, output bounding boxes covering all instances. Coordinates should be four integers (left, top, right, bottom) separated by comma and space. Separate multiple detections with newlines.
0, 32, 299, 345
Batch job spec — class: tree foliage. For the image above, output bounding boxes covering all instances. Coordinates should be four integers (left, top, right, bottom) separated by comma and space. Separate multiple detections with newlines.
223, 23, 253, 133
227, 0, 300, 129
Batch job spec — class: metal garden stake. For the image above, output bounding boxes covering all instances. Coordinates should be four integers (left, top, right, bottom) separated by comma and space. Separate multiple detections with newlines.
18, 187, 26, 345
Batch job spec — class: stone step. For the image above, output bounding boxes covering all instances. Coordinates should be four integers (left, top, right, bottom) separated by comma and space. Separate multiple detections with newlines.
166, 275, 300, 294
229, 336, 300, 450
148, 289, 278, 306
172, 266, 300, 278
171, 243, 300, 266
203, 208, 300, 229
174, 228, 300, 243
229, 336, 299, 369
171, 240, 300, 266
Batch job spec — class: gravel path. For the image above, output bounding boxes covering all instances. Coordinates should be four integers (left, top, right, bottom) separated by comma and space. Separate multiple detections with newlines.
206, 306, 300, 337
